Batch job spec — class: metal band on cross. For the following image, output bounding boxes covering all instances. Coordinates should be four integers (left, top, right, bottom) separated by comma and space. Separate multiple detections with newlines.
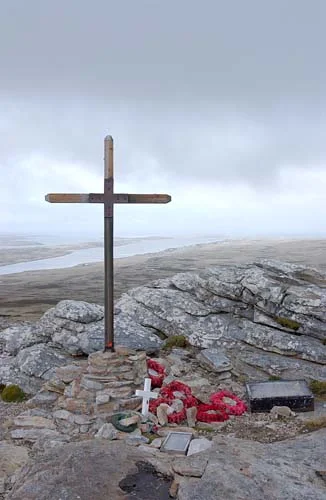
45, 136, 171, 352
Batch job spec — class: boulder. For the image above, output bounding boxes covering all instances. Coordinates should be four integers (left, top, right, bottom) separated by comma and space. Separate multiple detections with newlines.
94, 423, 118, 440
0, 356, 49, 395
0, 324, 51, 355
47, 303, 162, 355
16, 344, 71, 380
42, 299, 104, 324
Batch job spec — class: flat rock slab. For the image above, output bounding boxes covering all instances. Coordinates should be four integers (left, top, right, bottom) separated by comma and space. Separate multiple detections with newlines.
178, 430, 326, 500
173, 455, 208, 477
196, 349, 232, 373
246, 380, 314, 412
187, 438, 213, 456
6, 440, 170, 500
0, 442, 29, 492
10, 428, 62, 443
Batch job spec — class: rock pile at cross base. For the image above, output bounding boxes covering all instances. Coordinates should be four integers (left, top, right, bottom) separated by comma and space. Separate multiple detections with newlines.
1, 259, 326, 393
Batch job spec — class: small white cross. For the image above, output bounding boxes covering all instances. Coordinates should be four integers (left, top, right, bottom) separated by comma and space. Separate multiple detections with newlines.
135, 378, 158, 417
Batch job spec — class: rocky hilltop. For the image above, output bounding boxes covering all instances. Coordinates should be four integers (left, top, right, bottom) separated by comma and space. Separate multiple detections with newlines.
1, 259, 326, 499
1, 259, 326, 393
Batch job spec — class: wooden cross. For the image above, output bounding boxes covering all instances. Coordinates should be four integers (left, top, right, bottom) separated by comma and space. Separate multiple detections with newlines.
45, 136, 171, 352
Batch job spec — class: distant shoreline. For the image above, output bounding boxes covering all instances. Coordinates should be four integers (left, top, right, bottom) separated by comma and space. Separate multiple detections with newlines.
1, 237, 326, 326
0, 235, 222, 274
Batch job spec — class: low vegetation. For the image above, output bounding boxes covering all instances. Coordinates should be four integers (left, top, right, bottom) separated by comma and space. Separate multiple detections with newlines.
155, 330, 168, 341
268, 375, 282, 381
1, 384, 26, 403
309, 380, 326, 398
303, 416, 326, 432
195, 425, 216, 434
236, 375, 248, 384
274, 316, 301, 331
162, 335, 188, 350
142, 433, 157, 443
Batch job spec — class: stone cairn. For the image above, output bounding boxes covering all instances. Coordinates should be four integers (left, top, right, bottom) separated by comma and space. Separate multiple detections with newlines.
23, 347, 148, 439
10, 346, 237, 445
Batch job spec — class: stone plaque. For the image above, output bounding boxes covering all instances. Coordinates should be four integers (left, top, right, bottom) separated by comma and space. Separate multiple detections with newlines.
161, 432, 193, 455
246, 379, 314, 413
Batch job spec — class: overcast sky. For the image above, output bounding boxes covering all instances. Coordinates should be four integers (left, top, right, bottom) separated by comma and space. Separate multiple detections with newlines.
1, 0, 325, 238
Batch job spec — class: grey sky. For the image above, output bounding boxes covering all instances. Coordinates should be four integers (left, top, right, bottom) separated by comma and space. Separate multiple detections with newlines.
0, 1, 325, 237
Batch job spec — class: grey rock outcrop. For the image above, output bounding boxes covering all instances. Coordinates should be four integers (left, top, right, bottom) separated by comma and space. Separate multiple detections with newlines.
1, 260, 326, 393
1, 300, 162, 357
6, 440, 172, 500
0, 324, 51, 356
0, 345, 72, 394
178, 429, 326, 500
116, 260, 326, 381
0, 300, 162, 392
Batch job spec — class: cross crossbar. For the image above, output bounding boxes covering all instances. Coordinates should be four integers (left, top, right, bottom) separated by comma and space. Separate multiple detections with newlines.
45, 193, 171, 204
45, 135, 171, 352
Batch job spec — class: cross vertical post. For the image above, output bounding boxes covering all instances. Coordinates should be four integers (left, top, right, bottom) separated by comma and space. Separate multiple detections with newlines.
104, 136, 114, 352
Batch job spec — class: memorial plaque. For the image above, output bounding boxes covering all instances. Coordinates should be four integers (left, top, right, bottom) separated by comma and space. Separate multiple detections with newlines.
246, 379, 314, 413
161, 432, 193, 455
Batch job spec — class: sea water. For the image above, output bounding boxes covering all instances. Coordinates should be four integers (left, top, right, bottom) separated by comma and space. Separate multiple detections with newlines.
0, 235, 221, 275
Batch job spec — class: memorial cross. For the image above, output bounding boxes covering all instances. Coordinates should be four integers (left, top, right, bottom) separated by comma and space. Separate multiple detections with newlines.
45, 136, 171, 352
135, 378, 158, 417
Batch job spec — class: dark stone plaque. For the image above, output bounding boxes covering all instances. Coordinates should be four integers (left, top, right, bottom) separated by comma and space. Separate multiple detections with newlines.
246, 380, 314, 413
